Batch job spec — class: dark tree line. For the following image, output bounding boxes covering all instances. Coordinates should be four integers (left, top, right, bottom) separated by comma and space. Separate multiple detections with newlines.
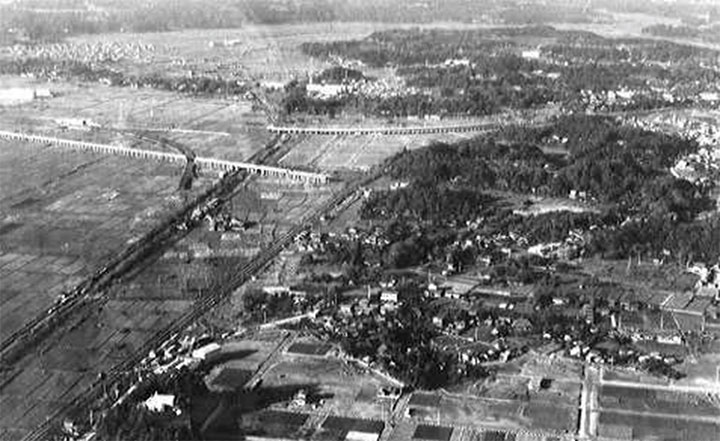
361, 183, 497, 225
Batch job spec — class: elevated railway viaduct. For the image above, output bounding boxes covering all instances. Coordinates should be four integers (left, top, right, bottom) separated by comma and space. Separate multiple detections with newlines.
0, 130, 329, 184
267, 122, 498, 136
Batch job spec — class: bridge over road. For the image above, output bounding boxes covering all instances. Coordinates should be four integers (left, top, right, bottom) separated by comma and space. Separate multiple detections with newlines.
0, 130, 329, 184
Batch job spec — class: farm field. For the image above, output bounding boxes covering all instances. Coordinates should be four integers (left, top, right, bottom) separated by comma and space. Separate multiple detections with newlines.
0, 77, 270, 162
279, 131, 478, 172
0, 136, 343, 440
240, 409, 311, 439
411, 391, 577, 435
597, 411, 720, 441
601, 368, 669, 386
0, 139, 214, 343
0, 296, 192, 441
599, 384, 720, 417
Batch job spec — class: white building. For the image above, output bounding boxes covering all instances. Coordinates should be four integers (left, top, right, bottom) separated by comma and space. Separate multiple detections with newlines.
143, 392, 176, 413
346, 431, 380, 441
380, 290, 399, 303
307, 83, 345, 99
191, 342, 220, 360
699, 92, 719, 102
521, 49, 541, 60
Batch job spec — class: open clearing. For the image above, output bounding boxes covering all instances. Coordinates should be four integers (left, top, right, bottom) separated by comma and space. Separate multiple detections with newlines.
259, 355, 400, 420
409, 391, 576, 435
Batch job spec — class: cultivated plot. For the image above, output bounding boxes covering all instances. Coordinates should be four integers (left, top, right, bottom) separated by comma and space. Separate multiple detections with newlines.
0, 80, 268, 162
0, 141, 212, 342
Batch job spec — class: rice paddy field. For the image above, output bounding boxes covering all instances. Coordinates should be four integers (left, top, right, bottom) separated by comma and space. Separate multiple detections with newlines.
0, 139, 215, 343
0, 296, 193, 440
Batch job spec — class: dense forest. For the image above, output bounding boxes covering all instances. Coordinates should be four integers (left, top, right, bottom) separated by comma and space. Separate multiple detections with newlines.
360, 115, 719, 262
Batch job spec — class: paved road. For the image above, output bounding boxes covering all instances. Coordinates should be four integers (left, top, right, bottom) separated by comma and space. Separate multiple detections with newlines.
578, 363, 591, 439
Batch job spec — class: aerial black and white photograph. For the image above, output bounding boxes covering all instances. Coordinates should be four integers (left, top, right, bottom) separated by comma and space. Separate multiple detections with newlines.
0, 1, 719, 440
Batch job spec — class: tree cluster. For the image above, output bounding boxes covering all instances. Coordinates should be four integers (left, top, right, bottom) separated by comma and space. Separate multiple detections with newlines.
94, 368, 204, 440
295, 27, 719, 119
313, 66, 368, 84
361, 183, 497, 225
360, 115, 716, 262
338, 283, 487, 389
242, 289, 298, 323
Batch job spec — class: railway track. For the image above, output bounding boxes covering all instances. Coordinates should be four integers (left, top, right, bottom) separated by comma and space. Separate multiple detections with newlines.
20, 150, 383, 441
0, 132, 294, 368
0, 166, 250, 369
